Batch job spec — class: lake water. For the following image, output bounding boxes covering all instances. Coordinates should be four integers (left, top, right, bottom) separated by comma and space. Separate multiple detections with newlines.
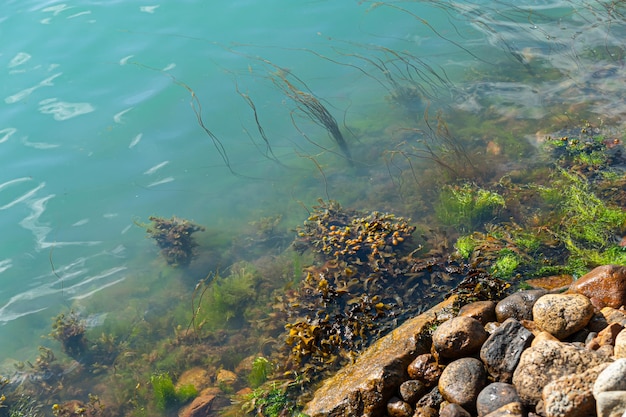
1, 0, 625, 368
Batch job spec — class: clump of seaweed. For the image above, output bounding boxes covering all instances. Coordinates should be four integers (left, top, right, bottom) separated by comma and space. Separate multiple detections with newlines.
50, 311, 88, 360
142, 216, 205, 267
435, 183, 506, 232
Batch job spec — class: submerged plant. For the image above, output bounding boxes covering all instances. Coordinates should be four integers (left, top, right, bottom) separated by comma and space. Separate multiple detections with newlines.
150, 372, 197, 411
435, 183, 505, 231
248, 357, 273, 388
141, 216, 205, 267
50, 310, 87, 360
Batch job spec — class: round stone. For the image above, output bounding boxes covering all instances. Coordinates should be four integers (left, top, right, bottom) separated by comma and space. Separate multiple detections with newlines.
387, 397, 413, 417
532, 293, 594, 339
407, 353, 442, 385
495, 289, 546, 322
399, 379, 428, 404
458, 301, 497, 325
438, 357, 487, 410
593, 358, 626, 396
432, 316, 488, 358
476, 382, 521, 417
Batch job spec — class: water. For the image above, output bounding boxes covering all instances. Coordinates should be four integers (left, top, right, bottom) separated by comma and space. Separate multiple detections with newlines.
1, 0, 625, 372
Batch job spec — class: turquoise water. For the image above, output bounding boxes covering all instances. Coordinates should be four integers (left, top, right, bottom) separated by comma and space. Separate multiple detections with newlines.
1, 0, 625, 365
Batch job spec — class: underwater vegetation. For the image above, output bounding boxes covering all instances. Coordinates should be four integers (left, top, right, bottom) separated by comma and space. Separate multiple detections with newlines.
435, 183, 506, 232
150, 373, 197, 411
49, 311, 87, 361
140, 216, 205, 267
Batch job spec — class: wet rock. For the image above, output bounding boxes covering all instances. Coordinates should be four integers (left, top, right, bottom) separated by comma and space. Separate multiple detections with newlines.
414, 386, 444, 417
616, 328, 626, 359
542, 363, 610, 417
593, 358, 626, 396
588, 307, 626, 332
512, 339, 609, 406
216, 369, 237, 391
595, 391, 626, 417
399, 380, 428, 404
483, 401, 524, 417
176, 367, 212, 392
495, 289, 547, 322
387, 396, 412, 417
439, 403, 471, 417
525, 274, 574, 291
458, 301, 497, 325
407, 354, 442, 386
179, 388, 228, 417
304, 296, 457, 417
432, 316, 488, 359
438, 357, 487, 410
532, 293, 594, 339
480, 318, 534, 382
588, 322, 623, 350
476, 382, 521, 417
568, 264, 626, 309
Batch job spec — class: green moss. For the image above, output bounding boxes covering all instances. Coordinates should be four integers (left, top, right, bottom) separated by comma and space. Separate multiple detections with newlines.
491, 250, 520, 280
150, 373, 197, 411
454, 235, 476, 259
436, 183, 505, 231
248, 357, 273, 388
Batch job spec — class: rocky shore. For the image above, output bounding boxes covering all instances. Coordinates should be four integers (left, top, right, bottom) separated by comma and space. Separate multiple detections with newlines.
303, 264, 626, 417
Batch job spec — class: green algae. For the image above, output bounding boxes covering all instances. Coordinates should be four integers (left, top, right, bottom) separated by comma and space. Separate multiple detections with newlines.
436, 183, 506, 231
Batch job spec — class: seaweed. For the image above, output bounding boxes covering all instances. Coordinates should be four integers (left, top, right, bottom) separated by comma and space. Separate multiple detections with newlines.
140, 216, 205, 267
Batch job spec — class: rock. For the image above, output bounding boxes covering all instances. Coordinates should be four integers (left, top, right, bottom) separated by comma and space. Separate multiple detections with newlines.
440, 403, 472, 417
399, 380, 428, 404
438, 357, 487, 410
480, 318, 534, 382
568, 265, 626, 309
525, 275, 574, 291
588, 307, 626, 332
532, 293, 594, 339
407, 354, 442, 386
595, 391, 626, 417
588, 322, 624, 350
179, 388, 228, 417
303, 296, 457, 417
483, 401, 524, 417
495, 289, 547, 322
531, 331, 559, 346
458, 301, 497, 325
476, 383, 521, 417
386, 396, 412, 417
616, 328, 626, 359
593, 358, 626, 396
176, 367, 212, 392
432, 316, 488, 359
542, 363, 610, 417
512, 339, 609, 406
414, 386, 444, 417
216, 369, 237, 391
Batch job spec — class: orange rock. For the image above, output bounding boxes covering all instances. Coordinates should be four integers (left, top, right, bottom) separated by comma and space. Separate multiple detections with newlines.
525, 275, 574, 291
568, 265, 626, 309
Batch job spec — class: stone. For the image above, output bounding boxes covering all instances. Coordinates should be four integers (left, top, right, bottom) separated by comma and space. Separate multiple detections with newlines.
595, 391, 626, 417
525, 275, 574, 291
399, 380, 428, 405
480, 318, 534, 382
593, 359, 626, 396
483, 402, 524, 417
432, 316, 488, 359
407, 354, 442, 386
588, 307, 626, 332
542, 363, 610, 417
588, 322, 624, 350
458, 301, 497, 325
216, 369, 237, 391
387, 396, 412, 417
438, 357, 487, 410
512, 339, 609, 406
439, 403, 471, 417
616, 328, 626, 359
476, 383, 521, 417
531, 331, 559, 347
304, 296, 458, 417
413, 386, 444, 417
176, 367, 212, 392
495, 289, 547, 322
532, 293, 594, 339
179, 388, 228, 417
568, 264, 626, 309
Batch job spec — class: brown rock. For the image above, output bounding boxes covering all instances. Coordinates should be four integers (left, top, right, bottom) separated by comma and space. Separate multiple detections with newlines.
531, 331, 559, 347
588, 307, 626, 333
542, 363, 610, 417
568, 265, 626, 309
176, 367, 212, 392
532, 294, 594, 339
413, 386, 444, 417
432, 316, 488, 359
439, 403, 471, 417
458, 301, 497, 325
511, 340, 609, 406
483, 402, 524, 417
525, 275, 574, 291
387, 397, 413, 417
407, 354, 442, 386
438, 358, 487, 410
588, 322, 624, 350
616, 328, 626, 359
399, 380, 427, 405
303, 296, 457, 417
216, 369, 237, 391
495, 289, 547, 322
179, 388, 228, 417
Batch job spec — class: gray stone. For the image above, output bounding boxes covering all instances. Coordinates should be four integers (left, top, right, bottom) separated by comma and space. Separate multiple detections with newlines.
438, 357, 487, 410
432, 316, 488, 359
480, 318, 534, 382
483, 402, 524, 417
458, 301, 497, 325
615, 328, 626, 359
413, 386, 444, 417
532, 293, 594, 339
593, 358, 626, 396
387, 396, 412, 417
439, 403, 471, 417
407, 354, 442, 386
399, 380, 427, 405
303, 296, 458, 417
512, 339, 609, 406
476, 382, 520, 417
542, 363, 610, 417
595, 391, 626, 417
495, 289, 547, 322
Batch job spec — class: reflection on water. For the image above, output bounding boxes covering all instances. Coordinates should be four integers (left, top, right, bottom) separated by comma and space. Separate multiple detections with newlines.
0, 0, 625, 415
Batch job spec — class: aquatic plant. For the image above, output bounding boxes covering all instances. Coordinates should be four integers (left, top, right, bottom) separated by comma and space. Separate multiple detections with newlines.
490, 250, 520, 280
150, 372, 197, 411
248, 357, 273, 388
50, 310, 87, 360
435, 183, 505, 231
141, 216, 205, 267
240, 383, 305, 417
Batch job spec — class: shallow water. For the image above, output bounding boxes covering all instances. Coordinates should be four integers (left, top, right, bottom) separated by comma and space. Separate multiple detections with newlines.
1, 0, 625, 366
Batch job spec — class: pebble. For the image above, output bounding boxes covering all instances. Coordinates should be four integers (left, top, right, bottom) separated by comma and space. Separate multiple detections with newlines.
532, 293, 594, 339
588, 307, 626, 332
480, 318, 534, 382
399, 379, 428, 404
594, 391, 626, 417
593, 358, 626, 396
386, 396, 412, 417
432, 316, 488, 358
542, 363, 610, 417
616, 328, 626, 359
458, 301, 497, 325
495, 289, 546, 322
414, 386, 444, 417
439, 403, 471, 417
438, 357, 487, 410
407, 354, 442, 386
476, 382, 521, 417
587, 322, 623, 350
569, 264, 626, 309
483, 401, 524, 417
